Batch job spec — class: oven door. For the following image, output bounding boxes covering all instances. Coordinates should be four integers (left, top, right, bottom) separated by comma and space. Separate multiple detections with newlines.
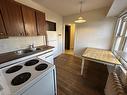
21, 70, 56, 95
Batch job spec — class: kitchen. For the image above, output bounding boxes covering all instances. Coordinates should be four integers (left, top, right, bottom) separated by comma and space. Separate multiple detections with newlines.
0, 0, 127, 95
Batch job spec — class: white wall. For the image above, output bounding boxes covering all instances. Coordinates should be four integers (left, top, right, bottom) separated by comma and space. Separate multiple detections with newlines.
0, 36, 45, 53
0, 0, 63, 57
64, 8, 116, 56
75, 18, 116, 56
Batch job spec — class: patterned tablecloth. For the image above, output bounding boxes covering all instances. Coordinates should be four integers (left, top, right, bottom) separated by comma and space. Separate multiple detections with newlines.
82, 48, 121, 65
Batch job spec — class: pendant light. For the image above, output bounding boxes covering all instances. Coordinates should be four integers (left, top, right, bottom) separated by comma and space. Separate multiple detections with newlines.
74, 0, 86, 23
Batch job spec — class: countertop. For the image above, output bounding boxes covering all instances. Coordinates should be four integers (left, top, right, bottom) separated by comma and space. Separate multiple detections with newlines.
0, 45, 54, 65
82, 48, 121, 65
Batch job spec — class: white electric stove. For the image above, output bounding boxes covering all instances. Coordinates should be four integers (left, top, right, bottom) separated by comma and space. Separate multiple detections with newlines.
0, 57, 57, 95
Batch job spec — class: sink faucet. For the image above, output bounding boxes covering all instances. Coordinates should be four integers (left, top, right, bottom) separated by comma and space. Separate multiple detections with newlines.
29, 43, 35, 50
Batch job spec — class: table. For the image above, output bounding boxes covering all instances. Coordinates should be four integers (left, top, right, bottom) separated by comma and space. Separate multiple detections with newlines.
81, 48, 121, 75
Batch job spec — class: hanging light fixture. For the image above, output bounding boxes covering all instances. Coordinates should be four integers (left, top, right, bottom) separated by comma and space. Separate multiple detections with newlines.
74, 0, 86, 23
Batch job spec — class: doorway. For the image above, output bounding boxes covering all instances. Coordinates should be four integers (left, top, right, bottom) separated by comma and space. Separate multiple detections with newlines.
65, 24, 75, 55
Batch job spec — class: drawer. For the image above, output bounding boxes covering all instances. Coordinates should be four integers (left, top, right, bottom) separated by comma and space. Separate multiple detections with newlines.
38, 50, 53, 59
38, 50, 54, 64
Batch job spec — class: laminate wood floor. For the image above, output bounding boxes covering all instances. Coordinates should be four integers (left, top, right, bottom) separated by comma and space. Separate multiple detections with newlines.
54, 54, 108, 95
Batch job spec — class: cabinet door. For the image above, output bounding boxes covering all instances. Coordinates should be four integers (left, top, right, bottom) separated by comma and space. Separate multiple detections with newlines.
21, 5, 37, 36
0, 0, 25, 36
35, 11, 46, 35
0, 11, 7, 39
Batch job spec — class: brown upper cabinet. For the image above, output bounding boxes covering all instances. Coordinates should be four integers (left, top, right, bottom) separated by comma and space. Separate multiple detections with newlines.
35, 11, 46, 35
0, 0, 46, 38
21, 5, 37, 36
0, 10, 7, 39
0, 0, 25, 36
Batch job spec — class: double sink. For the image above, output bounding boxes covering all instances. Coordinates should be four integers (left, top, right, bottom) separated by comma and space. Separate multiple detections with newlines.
15, 48, 42, 55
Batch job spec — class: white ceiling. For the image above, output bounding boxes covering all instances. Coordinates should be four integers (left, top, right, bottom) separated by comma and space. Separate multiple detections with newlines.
107, 0, 127, 17
32, 0, 114, 16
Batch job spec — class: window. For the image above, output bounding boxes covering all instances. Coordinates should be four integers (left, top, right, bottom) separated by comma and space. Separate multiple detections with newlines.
112, 15, 127, 52
112, 13, 127, 68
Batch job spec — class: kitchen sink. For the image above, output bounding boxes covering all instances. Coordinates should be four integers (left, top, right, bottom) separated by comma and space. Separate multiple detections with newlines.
36, 48, 41, 50
23, 49, 33, 53
15, 48, 41, 55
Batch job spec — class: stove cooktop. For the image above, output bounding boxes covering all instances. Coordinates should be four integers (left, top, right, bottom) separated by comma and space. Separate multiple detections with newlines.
4, 59, 49, 86
35, 64, 48, 71
11, 72, 31, 86
24, 59, 39, 66
6, 65, 23, 74
0, 57, 55, 95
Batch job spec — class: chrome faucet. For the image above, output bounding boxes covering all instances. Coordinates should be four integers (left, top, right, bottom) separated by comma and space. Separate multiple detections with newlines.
29, 43, 36, 51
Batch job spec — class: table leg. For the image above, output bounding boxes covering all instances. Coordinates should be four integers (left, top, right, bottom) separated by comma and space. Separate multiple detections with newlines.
81, 58, 85, 75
